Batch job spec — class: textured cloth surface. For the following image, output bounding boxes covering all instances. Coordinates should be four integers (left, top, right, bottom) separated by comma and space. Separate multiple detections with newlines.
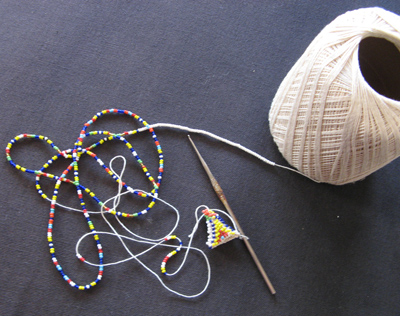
1, 1, 400, 315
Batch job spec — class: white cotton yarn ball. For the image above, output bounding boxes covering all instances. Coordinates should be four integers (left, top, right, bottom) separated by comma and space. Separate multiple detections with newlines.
269, 7, 400, 185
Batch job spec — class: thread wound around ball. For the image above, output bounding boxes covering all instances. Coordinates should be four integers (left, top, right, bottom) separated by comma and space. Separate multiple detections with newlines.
269, 7, 400, 185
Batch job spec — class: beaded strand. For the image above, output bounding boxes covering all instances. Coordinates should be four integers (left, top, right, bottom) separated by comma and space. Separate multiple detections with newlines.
6, 109, 164, 290
160, 235, 183, 275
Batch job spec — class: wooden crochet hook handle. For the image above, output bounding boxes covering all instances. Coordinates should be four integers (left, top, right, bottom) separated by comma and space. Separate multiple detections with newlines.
188, 135, 276, 295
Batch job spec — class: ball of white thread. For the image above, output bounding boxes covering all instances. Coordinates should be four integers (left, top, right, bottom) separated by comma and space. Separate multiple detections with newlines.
269, 7, 400, 185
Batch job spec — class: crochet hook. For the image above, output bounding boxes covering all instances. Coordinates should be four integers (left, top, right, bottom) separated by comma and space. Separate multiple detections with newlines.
188, 135, 276, 295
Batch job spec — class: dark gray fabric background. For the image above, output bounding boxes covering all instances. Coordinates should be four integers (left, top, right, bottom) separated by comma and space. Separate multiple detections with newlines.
1, 1, 400, 315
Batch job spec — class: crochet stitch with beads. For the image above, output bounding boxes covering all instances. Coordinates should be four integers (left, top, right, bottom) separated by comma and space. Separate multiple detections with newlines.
202, 209, 241, 249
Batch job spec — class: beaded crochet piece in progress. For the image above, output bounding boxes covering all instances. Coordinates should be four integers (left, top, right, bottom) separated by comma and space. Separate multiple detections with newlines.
202, 209, 241, 249
269, 7, 400, 185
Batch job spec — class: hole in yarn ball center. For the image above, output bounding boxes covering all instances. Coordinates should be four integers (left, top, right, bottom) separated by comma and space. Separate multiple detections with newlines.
358, 36, 400, 101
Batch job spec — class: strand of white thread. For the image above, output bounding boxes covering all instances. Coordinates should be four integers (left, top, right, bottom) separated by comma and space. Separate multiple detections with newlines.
76, 155, 210, 297
74, 155, 243, 298
135, 123, 319, 182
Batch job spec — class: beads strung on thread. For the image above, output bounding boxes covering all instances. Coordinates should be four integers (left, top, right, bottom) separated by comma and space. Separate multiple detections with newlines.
6, 109, 164, 291
160, 235, 183, 275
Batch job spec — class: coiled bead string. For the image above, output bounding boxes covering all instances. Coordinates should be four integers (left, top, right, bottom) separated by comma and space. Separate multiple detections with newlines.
6, 109, 165, 290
